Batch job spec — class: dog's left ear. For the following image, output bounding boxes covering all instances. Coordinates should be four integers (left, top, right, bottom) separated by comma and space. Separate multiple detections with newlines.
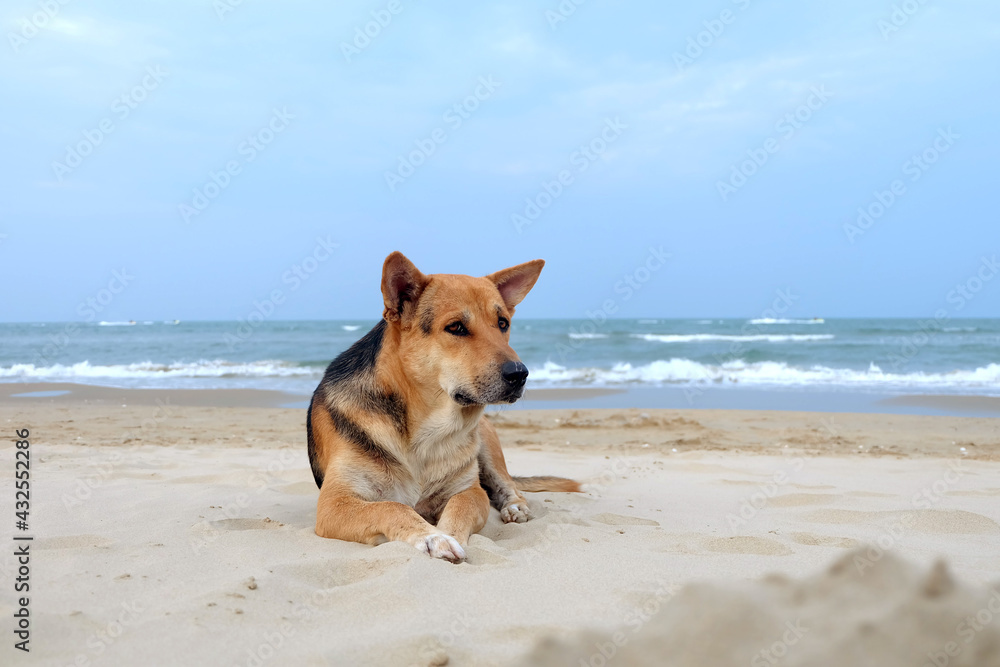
486, 259, 545, 312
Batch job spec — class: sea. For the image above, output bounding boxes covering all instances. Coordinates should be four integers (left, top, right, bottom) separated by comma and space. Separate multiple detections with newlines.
1, 319, 997, 412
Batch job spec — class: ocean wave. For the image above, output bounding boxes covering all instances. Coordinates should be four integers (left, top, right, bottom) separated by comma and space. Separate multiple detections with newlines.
633, 333, 834, 343
96, 320, 178, 326
341, 325, 361, 331
567, 333, 609, 340
0, 360, 320, 380
748, 318, 825, 324
529, 360, 1000, 389
4, 356, 998, 392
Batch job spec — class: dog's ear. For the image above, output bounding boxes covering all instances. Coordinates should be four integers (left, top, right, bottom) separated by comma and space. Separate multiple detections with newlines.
486, 259, 545, 312
382, 251, 429, 323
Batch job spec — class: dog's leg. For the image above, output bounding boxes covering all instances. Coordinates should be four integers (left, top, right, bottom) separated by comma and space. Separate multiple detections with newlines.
477, 417, 532, 524
315, 482, 467, 562
436, 484, 490, 545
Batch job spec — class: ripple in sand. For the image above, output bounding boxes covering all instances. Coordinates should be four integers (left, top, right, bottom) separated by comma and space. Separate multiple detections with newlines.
803, 509, 1000, 534
767, 493, 839, 508
790, 532, 860, 548
274, 555, 397, 589
35, 535, 115, 550
199, 517, 284, 531
591, 513, 661, 527
705, 536, 793, 556
462, 544, 513, 567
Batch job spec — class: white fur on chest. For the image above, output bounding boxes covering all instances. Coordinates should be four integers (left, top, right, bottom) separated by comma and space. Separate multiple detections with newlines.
386, 404, 480, 506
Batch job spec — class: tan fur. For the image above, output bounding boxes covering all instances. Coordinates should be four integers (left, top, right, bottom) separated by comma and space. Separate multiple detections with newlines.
512, 476, 582, 493
307, 252, 579, 562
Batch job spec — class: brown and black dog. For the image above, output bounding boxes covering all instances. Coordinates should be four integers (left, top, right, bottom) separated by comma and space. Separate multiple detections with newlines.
307, 251, 579, 562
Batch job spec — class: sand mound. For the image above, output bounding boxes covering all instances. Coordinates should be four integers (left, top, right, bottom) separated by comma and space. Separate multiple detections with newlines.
520, 548, 1000, 667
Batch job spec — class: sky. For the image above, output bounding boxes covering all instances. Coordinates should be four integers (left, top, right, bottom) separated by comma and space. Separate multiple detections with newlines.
1, 0, 998, 322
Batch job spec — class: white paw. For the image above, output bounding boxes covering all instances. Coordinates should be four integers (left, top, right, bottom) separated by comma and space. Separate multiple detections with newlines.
501, 502, 532, 524
412, 533, 466, 562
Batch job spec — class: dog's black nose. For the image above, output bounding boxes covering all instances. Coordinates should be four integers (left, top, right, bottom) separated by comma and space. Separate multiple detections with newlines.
501, 361, 529, 388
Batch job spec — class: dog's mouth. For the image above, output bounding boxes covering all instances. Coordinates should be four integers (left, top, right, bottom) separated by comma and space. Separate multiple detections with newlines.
453, 391, 479, 406
452, 388, 524, 406
500, 388, 524, 404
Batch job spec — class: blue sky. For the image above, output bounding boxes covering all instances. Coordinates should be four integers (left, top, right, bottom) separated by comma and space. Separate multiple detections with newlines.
1, 0, 998, 322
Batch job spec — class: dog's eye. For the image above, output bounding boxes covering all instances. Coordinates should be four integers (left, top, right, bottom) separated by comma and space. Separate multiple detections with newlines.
498, 317, 509, 333
445, 321, 469, 336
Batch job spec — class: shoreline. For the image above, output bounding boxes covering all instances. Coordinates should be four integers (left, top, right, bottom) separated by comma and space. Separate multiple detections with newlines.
4, 387, 998, 461
3, 381, 1000, 417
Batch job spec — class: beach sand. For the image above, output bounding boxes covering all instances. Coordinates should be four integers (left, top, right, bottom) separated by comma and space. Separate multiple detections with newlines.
2, 385, 1000, 665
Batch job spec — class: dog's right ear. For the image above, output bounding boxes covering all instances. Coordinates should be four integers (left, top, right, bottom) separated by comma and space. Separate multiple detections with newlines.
381, 251, 429, 324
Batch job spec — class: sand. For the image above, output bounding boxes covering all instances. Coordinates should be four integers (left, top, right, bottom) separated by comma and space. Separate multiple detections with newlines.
2, 387, 1000, 665
521, 550, 1000, 666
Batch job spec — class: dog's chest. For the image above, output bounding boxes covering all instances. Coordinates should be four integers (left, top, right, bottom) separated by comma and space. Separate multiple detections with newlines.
388, 408, 479, 506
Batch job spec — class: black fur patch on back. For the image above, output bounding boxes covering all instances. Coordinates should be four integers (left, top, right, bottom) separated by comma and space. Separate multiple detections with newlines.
308, 319, 411, 488
321, 320, 408, 437
306, 395, 324, 488
322, 319, 387, 385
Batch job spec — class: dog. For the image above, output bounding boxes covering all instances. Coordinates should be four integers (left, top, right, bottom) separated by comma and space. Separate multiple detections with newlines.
306, 251, 579, 562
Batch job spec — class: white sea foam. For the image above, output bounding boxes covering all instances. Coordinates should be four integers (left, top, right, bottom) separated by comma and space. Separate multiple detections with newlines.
567, 333, 609, 340
341, 325, 361, 331
529, 359, 1000, 390
3, 358, 998, 392
0, 360, 318, 380
632, 333, 835, 343
748, 318, 825, 324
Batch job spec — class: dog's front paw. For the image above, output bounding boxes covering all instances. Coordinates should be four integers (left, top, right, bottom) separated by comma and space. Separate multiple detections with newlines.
500, 501, 532, 524
411, 533, 466, 563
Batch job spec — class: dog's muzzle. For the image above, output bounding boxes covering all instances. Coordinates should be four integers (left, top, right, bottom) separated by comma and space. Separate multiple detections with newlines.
452, 362, 530, 405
